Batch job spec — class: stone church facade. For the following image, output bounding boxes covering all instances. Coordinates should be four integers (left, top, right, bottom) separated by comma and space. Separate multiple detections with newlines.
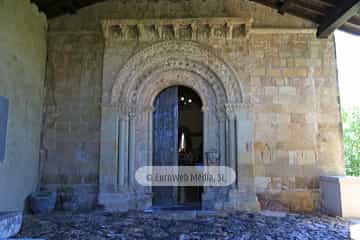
0, 0, 345, 212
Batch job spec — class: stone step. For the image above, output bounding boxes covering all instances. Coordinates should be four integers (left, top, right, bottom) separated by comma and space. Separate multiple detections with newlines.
143, 208, 229, 220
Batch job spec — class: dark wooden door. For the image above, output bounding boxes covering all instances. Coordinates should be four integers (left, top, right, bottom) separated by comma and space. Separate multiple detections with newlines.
153, 86, 179, 206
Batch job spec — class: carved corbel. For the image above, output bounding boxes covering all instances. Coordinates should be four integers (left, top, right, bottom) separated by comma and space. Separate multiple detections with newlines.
102, 18, 252, 41
155, 24, 163, 40
136, 23, 145, 40
210, 24, 215, 38
191, 23, 197, 40
173, 24, 180, 39
119, 25, 128, 40
244, 22, 252, 38
101, 21, 110, 39
226, 22, 233, 40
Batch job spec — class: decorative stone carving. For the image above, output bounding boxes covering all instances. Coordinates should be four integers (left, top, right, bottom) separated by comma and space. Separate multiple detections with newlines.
99, 35, 258, 211
206, 150, 220, 166
111, 41, 244, 107
102, 17, 252, 42
99, 102, 130, 117
225, 103, 250, 119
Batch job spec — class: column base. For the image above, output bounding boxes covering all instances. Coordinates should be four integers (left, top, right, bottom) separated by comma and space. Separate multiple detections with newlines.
224, 189, 260, 211
202, 187, 228, 210
98, 192, 151, 212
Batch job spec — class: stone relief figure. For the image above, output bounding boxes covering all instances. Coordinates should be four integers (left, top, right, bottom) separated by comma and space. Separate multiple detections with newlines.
103, 18, 251, 42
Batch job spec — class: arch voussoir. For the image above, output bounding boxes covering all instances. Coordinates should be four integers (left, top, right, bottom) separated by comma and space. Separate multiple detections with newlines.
111, 41, 244, 108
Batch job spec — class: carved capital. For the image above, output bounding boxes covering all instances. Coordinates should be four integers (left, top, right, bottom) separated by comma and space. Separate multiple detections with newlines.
225, 102, 250, 119
201, 105, 210, 112
99, 102, 132, 119
142, 105, 155, 113
128, 110, 136, 119
99, 102, 119, 110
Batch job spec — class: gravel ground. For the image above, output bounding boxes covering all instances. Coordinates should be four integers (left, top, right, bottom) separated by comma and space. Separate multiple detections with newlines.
16, 210, 350, 240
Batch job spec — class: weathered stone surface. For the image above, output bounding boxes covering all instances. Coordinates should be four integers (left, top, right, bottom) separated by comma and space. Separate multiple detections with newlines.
30, 191, 56, 214
57, 185, 98, 211
16, 211, 350, 239
41, 0, 344, 213
102, 18, 252, 43
0, 0, 47, 211
0, 212, 23, 239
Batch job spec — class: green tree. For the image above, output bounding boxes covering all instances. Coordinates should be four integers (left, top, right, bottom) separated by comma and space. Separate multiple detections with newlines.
342, 108, 360, 176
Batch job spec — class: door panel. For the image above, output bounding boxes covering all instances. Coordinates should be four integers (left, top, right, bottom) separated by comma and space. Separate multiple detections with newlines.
153, 86, 178, 205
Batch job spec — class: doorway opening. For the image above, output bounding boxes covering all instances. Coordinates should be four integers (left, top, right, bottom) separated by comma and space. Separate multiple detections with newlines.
152, 86, 203, 210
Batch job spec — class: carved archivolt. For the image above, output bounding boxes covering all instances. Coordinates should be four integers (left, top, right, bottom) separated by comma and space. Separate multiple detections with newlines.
111, 41, 244, 114
137, 69, 218, 111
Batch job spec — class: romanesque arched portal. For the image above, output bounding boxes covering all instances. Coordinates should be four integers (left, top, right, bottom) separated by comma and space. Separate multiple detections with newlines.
99, 36, 259, 211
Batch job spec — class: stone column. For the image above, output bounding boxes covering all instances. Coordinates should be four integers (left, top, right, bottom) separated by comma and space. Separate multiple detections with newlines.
98, 104, 136, 211
133, 106, 153, 210
173, 24, 180, 39
225, 103, 259, 211
99, 103, 119, 193
128, 112, 136, 189
226, 23, 233, 40
219, 116, 226, 167
145, 106, 155, 167
202, 106, 209, 164
118, 111, 129, 189
99, 103, 136, 211
225, 105, 236, 188
191, 24, 197, 40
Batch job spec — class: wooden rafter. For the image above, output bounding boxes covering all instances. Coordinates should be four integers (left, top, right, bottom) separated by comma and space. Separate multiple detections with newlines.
340, 22, 360, 36
317, 0, 360, 38
31, 0, 360, 37
31, 0, 108, 18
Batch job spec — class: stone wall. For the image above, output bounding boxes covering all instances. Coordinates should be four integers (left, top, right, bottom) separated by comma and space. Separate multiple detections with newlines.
40, 32, 103, 210
43, 0, 344, 212
42, 33, 103, 185
0, 0, 47, 211
248, 33, 344, 212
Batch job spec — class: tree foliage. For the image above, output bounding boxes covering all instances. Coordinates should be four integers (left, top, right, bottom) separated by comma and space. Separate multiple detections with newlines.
342, 108, 360, 176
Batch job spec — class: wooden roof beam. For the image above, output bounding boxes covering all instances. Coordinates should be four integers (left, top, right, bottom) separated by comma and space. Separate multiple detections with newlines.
348, 15, 360, 25
292, 0, 328, 16
317, 0, 360, 38
32, 0, 108, 18
340, 22, 360, 36
311, 0, 336, 8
